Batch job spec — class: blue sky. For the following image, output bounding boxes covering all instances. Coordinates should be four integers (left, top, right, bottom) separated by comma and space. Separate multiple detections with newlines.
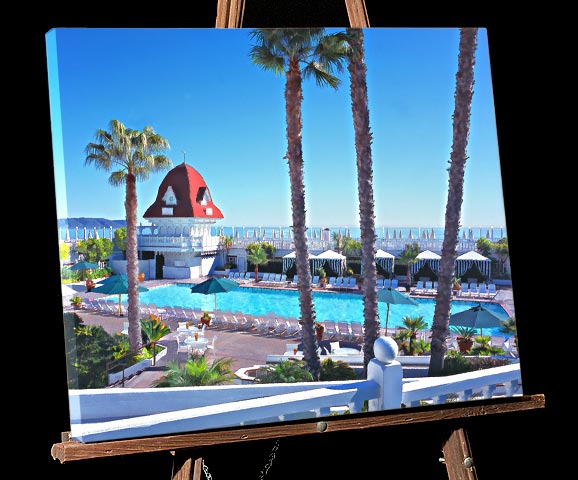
46, 27, 505, 231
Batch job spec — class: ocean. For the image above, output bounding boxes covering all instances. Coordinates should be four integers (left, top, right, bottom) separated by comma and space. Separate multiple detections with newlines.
58, 224, 507, 243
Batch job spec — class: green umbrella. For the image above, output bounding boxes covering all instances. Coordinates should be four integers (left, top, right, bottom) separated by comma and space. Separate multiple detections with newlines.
190, 277, 239, 311
449, 303, 505, 336
91, 274, 149, 316
377, 287, 418, 334
67, 260, 99, 280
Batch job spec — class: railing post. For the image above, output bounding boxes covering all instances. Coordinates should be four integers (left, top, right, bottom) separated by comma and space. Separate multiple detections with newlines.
367, 337, 402, 411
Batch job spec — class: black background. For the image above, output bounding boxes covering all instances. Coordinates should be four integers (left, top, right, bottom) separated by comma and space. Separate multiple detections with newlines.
17, 1, 561, 478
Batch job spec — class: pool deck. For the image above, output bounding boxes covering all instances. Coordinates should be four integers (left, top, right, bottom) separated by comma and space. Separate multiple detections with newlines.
66, 277, 515, 388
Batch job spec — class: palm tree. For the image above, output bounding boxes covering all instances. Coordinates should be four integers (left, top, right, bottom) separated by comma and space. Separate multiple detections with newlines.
397, 243, 419, 289
140, 314, 171, 366
395, 315, 429, 356
346, 28, 379, 374
153, 356, 236, 387
249, 28, 349, 380
246, 244, 269, 282
85, 119, 172, 351
499, 315, 517, 350
429, 28, 479, 376
221, 234, 233, 266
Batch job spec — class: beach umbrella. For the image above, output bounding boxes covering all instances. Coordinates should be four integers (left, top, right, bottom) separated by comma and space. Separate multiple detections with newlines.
68, 260, 99, 280
448, 303, 505, 336
190, 277, 239, 311
92, 274, 149, 316
377, 287, 418, 334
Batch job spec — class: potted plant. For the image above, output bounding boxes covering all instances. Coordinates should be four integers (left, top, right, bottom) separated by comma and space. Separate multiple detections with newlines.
70, 296, 83, 309
138, 272, 145, 282
452, 277, 462, 295
452, 326, 476, 354
317, 267, 327, 288
201, 311, 212, 328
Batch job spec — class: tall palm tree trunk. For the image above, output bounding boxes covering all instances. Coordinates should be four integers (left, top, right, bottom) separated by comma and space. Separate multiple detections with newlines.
285, 59, 320, 379
347, 28, 379, 374
125, 172, 141, 350
429, 28, 478, 376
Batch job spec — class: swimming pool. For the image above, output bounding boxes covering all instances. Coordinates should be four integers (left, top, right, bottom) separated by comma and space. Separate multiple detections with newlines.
131, 284, 510, 335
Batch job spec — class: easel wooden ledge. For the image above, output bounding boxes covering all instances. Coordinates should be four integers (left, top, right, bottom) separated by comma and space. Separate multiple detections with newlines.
52, 2, 546, 478
53, 395, 545, 478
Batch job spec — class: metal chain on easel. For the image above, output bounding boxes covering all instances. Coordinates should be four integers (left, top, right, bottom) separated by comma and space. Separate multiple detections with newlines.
201, 440, 280, 479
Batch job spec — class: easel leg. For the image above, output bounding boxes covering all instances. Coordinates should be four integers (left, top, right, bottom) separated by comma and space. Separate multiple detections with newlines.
441, 428, 478, 480
172, 455, 203, 480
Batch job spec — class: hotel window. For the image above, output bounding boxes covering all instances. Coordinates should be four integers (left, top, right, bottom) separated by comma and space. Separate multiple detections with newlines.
196, 187, 211, 206
162, 186, 177, 205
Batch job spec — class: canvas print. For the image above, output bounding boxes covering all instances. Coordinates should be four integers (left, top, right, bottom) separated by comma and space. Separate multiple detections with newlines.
46, 27, 521, 443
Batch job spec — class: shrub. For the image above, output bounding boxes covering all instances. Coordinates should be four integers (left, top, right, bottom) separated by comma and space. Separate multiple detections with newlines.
256, 360, 314, 383
319, 358, 357, 381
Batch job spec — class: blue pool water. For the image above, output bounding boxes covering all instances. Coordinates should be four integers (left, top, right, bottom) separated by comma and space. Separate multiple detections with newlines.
131, 284, 510, 336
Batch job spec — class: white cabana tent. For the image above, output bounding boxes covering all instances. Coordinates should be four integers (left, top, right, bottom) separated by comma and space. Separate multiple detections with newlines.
375, 249, 395, 274
282, 251, 319, 274
456, 250, 491, 279
411, 249, 442, 275
315, 249, 347, 276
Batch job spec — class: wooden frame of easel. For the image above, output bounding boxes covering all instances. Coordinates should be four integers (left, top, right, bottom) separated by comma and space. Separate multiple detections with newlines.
50, 2, 546, 478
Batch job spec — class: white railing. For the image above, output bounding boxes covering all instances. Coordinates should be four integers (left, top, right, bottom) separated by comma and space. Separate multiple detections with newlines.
67, 338, 521, 443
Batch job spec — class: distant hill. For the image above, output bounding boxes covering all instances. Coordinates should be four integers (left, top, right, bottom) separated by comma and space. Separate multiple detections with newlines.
57, 218, 126, 229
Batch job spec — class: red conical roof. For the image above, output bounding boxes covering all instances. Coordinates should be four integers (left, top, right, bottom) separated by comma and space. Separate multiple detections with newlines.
143, 162, 224, 219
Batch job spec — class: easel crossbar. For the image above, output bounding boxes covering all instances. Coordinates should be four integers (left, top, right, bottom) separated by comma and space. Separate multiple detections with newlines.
52, 394, 544, 463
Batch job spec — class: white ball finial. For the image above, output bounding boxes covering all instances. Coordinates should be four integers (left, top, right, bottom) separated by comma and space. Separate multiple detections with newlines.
374, 336, 398, 364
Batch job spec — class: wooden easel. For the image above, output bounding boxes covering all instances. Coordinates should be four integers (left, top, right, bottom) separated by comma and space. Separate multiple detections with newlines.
50, 2, 547, 478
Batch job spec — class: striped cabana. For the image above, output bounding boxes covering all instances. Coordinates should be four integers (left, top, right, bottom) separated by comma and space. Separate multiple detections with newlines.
282, 251, 319, 274
455, 250, 491, 279
315, 249, 347, 276
411, 250, 441, 275
375, 248, 395, 274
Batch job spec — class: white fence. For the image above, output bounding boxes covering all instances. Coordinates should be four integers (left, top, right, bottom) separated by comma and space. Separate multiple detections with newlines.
68, 338, 521, 443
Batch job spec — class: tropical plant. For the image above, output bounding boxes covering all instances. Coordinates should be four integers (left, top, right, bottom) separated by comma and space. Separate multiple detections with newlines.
140, 314, 171, 365
113, 227, 127, 259
249, 28, 349, 380
429, 28, 479, 376
475, 237, 493, 257
256, 360, 314, 383
470, 335, 505, 356
316, 266, 327, 286
59, 240, 70, 266
153, 356, 236, 387
452, 326, 477, 342
319, 358, 357, 381
63, 312, 127, 389
345, 27, 380, 376
492, 238, 509, 276
397, 243, 420, 288
439, 350, 510, 376
499, 315, 517, 350
392, 315, 429, 356
76, 237, 114, 263
220, 234, 233, 265
85, 119, 172, 351
246, 244, 269, 281
70, 296, 83, 308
